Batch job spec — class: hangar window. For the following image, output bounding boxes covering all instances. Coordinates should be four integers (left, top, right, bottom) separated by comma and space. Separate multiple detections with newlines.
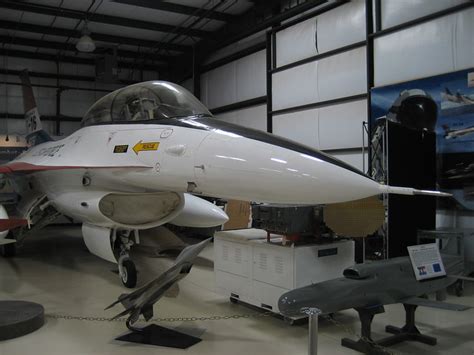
82, 81, 211, 126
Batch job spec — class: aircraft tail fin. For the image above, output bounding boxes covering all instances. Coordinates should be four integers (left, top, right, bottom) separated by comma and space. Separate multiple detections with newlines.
19, 70, 53, 145
380, 185, 452, 198
19, 70, 42, 134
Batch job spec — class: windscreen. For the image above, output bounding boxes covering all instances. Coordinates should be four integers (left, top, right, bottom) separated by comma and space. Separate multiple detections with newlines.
82, 81, 211, 126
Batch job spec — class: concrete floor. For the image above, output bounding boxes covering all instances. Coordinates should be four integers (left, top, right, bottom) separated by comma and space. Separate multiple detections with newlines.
1, 226, 474, 355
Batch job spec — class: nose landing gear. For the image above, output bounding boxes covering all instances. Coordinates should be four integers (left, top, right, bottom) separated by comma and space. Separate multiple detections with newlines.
118, 256, 137, 288
116, 230, 139, 288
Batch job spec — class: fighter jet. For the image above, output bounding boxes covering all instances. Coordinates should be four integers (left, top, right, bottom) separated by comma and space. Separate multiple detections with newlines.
106, 238, 211, 325
0, 71, 449, 287
278, 254, 468, 317
442, 124, 474, 139
441, 87, 474, 105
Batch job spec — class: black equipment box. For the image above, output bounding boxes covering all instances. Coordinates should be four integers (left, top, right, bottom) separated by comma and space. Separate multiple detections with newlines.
251, 205, 324, 236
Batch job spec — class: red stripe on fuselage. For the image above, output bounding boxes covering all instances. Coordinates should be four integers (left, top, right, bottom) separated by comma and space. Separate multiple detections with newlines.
0, 162, 151, 174
0, 218, 28, 231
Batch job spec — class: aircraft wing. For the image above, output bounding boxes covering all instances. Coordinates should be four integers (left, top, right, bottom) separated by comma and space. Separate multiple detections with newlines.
403, 297, 471, 311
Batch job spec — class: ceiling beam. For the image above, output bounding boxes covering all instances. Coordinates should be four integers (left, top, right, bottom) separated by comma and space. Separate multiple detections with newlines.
0, 20, 191, 53
0, 35, 173, 62
0, 48, 167, 71
112, 0, 237, 22
0, 0, 212, 38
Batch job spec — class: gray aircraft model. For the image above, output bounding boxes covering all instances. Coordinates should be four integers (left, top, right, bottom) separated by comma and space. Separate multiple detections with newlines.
278, 254, 471, 353
278, 254, 467, 316
106, 238, 211, 327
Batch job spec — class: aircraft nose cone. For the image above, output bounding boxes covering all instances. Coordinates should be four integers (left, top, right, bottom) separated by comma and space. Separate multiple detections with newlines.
278, 293, 301, 317
278, 286, 327, 317
194, 124, 381, 204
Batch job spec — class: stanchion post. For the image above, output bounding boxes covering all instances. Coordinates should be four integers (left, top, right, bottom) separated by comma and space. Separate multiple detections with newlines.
301, 307, 322, 355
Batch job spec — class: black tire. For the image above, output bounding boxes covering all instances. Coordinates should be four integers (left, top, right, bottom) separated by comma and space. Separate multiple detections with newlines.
120, 259, 137, 288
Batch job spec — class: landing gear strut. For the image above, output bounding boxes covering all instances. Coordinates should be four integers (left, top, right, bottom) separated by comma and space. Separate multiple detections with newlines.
116, 230, 139, 288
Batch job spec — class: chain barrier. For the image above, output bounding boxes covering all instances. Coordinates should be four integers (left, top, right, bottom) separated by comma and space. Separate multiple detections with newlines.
47, 312, 397, 354
322, 315, 397, 355
46, 311, 273, 323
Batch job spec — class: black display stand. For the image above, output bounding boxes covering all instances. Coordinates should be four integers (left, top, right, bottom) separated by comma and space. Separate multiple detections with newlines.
386, 122, 436, 257
0, 300, 44, 340
341, 303, 436, 354
116, 321, 202, 349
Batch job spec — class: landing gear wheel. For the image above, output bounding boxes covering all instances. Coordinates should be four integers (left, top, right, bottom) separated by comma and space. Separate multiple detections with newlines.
120, 259, 137, 288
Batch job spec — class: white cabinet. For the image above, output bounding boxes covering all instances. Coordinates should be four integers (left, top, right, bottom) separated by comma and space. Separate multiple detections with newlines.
214, 229, 354, 316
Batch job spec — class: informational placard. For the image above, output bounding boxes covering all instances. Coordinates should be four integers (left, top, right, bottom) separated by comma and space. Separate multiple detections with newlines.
407, 243, 446, 281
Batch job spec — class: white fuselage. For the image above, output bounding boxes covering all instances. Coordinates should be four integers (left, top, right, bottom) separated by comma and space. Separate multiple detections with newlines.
13, 121, 382, 209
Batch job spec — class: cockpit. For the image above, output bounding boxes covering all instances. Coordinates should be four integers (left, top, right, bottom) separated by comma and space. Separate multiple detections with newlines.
81, 81, 212, 126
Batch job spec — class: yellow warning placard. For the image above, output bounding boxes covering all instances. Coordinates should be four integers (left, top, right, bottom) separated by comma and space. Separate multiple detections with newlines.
133, 141, 160, 155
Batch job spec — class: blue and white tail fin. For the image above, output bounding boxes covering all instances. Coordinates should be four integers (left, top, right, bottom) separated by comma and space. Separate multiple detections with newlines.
19, 70, 52, 145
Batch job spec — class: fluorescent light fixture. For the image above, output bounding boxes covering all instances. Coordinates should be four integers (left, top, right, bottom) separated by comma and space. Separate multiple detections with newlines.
76, 23, 95, 52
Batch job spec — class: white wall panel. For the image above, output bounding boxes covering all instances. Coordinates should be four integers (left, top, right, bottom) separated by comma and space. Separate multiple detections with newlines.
317, 0, 366, 53
59, 121, 81, 136
207, 61, 236, 109
318, 47, 367, 101
454, 8, 474, 70
201, 50, 266, 109
1, 56, 55, 73
204, 31, 266, 65
200, 71, 210, 107
236, 50, 266, 102
142, 70, 159, 81
273, 108, 319, 149
374, 14, 455, 86
272, 61, 318, 110
381, 0, 468, 29
318, 99, 367, 150
2, 119, 26, 135
61, 90, 96, 117
215, 104, 266, 132
329, 150, 367, 172
59, 63, 95, 77
180, 78, 194, 94
1, 84, 56, 116
276, 17, 317, 67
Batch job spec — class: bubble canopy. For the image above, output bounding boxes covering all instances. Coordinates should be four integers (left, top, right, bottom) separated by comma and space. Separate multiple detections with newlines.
82, 81, 212, 126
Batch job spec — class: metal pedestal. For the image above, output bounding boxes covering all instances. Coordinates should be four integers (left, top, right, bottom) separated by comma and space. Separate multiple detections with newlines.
301, 307, 322, 355
341, 303, 436, 354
